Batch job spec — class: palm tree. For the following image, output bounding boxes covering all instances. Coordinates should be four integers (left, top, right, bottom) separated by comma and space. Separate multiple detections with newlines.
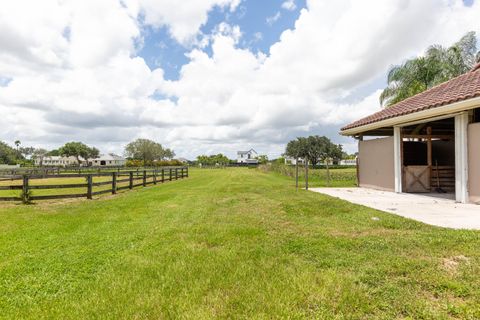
14, 140, 21, 157
381, 32, 479, 107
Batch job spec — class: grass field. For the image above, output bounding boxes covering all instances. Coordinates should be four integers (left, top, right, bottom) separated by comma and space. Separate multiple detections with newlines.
1, 168, 479, 319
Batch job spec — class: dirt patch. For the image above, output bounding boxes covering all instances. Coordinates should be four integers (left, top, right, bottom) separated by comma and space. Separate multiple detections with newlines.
442, 255, 470, 275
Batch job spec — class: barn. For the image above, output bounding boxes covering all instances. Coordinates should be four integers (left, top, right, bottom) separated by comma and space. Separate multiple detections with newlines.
341, 63, 480, 204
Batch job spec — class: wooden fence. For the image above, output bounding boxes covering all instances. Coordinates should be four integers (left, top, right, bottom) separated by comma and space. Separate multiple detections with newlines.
0, 165, 185, 177
0, 167, 188, 203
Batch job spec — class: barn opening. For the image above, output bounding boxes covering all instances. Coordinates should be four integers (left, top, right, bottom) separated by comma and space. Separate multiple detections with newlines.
401, 118, 455, 194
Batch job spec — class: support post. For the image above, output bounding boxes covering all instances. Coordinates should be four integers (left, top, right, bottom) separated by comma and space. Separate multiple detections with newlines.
394, 126, 403, 193
112, 172, 117, 194
169, 169, 172, 181
161, 169, 165, 183
355, 157, 360, 187
22, 175, 29, 204
87, 175, 93, 199
129, 171, 133, 189
427, 126, 432, 191
143, 170, 147, 187
153, 170, 157, 185
175, 168, 178, 180
305, 160, 309, 190
295, 157, 299, 190
455, 113, 469, 203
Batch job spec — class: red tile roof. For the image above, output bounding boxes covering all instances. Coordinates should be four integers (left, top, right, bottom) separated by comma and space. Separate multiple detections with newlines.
341, 63, 480, 131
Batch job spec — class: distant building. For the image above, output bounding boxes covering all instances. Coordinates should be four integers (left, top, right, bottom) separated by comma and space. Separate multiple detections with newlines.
284, 157, 306, 165
339, 159, 357, 166
176, 157, 190, 164
237, 149, 258, 164
285, 157, 355, 166
35, 156, 86, 167
89, 154, 126, 166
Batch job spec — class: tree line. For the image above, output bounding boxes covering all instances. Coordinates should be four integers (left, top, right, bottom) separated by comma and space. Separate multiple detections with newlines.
195, 154, 268, 166
0, 138, 176, 167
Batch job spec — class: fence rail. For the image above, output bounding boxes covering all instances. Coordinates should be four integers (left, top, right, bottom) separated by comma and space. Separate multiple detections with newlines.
0, 167, 188, 203
0, 165, 188, 177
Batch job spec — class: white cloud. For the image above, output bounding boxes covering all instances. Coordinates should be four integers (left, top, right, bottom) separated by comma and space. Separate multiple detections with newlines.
266, 12, 281, 26
0, 0, 480, 158
282, 0, 296, 11
133, 0, 241, 45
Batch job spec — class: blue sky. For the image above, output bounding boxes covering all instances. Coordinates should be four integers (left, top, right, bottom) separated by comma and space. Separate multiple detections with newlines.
139, 0, 306, 80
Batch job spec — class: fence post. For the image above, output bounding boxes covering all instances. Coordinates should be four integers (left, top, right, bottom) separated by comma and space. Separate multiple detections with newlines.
112, 172, 117, 194
174, 168, 177, 180
161, 169, 165, 183
87, 175, 93, 200
129, 171, 133, 189
169, 168, 172, 181
153, 169, 157, 185
143, 170, 147, 187
22, 175, 29, 204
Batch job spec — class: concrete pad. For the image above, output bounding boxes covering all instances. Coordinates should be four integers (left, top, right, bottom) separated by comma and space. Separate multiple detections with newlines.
309, 187, 480, 229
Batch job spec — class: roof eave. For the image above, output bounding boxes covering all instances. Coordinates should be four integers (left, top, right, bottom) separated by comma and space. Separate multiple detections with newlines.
340, 96, 480, 136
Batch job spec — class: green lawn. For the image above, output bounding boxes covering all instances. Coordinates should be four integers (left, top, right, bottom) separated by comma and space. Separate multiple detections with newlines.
1, 168, 479, 319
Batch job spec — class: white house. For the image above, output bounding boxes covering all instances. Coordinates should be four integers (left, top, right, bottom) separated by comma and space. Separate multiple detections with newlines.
89, 154, 126, 166
35, 156, 86, 167
339, 159, 357, 166
284, 157, 306, 165
237, 149, 258, 164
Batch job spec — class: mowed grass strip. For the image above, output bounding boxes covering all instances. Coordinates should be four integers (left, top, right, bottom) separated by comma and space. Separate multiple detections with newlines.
0, 168, 480, 319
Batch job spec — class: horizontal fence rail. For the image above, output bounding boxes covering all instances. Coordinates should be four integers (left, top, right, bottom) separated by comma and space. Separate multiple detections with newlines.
0, 165, 188, 177
0, 167, 188, 203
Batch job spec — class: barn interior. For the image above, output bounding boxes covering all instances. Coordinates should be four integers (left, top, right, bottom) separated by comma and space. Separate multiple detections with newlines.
400, 118, 455, 194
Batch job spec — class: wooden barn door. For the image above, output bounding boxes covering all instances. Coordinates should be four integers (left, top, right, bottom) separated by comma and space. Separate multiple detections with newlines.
404, 166, 431, 192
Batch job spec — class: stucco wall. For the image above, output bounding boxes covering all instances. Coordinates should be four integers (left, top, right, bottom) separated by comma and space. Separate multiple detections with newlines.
358, 137, 395, 191
468, 123, 480, 203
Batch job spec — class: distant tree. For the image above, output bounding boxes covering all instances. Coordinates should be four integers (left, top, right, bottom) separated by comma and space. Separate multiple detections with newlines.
0, 141, 21, 164
47, 149, 60, 156
124, 139, 173, 165
163, 148, 175, 160
59, 142, 99, 166
381, 32, 479, 107
196, 154, 230, 166
19, 146, 35, 159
